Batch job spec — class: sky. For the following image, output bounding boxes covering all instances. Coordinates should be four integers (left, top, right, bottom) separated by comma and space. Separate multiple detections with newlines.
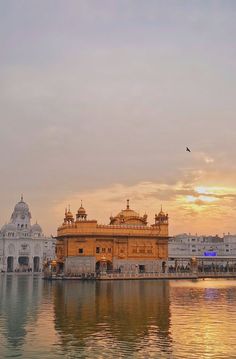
1, 0, 236, 236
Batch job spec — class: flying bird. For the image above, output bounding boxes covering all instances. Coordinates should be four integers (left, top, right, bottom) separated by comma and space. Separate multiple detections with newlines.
186, 147, 191, 152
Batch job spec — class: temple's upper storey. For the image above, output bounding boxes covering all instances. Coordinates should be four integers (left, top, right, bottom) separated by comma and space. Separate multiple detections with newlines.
58, 199, 169, 237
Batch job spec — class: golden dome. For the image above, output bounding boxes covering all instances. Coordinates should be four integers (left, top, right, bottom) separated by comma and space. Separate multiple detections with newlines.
110, 200, 147, 226
66, 210, 73, 219
117, 208, 140, 218
154, 206, 168, 226
77, 200, 86, 214
157, 206, 166, 217
76, 201, 87, 221
77, 206, 86, 214
64, 206, 74, 223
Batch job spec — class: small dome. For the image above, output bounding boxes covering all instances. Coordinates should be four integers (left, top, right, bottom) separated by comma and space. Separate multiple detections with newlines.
1, 223, 17, 233
31, 223, 42, 233
154, 207, 168, 226
66, 210, 74, 219
157, 206, 167, 218
77, 200, 86, 214
64, 207, 74, 223
76, 201, 87, 221
77, 206, 86, 214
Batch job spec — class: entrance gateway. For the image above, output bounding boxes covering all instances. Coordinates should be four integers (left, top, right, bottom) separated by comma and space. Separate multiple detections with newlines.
18, 256, 29, 271
96, 260, 113, 272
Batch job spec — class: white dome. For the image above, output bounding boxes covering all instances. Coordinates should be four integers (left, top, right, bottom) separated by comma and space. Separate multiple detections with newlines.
1, 223, 17, 233
14, 200, 29, 212
31, 223, 42, 233
10, 196, 31, 224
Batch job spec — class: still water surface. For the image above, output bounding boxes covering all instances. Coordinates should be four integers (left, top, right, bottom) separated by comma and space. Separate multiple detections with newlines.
0, 275, 236, 358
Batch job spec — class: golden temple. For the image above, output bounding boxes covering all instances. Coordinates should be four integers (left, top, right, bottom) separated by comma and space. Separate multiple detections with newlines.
56, 200, 169, 275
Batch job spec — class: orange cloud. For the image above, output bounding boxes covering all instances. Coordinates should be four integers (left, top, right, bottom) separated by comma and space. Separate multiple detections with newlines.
53, 179, 236, 236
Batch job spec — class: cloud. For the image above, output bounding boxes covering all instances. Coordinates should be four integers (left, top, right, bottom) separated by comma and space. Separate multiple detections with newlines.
204, 156, 214, 164
191, 151, 215, 165
53, 177, 236, 235
1, 1, 236, 237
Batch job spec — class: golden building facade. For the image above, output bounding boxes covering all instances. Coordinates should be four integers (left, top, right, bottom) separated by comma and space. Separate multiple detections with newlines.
56, 200, 169, 275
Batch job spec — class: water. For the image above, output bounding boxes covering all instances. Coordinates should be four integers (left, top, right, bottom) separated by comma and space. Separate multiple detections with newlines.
1, 275, 236, 358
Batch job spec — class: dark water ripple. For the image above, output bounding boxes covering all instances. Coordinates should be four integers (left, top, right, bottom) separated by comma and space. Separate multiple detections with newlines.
1, 275, 236, 358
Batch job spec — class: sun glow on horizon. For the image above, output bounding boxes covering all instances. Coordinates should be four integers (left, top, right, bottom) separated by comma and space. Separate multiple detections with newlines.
51, 179, 236, 236
195, 186, 236, 195
186, 195, 218, 204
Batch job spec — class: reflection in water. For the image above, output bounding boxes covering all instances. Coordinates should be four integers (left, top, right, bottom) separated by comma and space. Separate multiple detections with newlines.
1, 276, 236, 358
53, 280, 172, 357
0, 275, 42, 357
170, 280, 236, 359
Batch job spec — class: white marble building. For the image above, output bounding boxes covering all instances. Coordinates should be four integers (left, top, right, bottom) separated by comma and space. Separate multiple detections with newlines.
168, 233, 236, 267
0, 196, 55, 272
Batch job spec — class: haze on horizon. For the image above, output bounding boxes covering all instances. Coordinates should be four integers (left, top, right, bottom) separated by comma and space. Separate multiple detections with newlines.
1, 0, 236, 236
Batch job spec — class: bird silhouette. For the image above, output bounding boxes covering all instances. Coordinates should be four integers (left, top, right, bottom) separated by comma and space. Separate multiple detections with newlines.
186, 147, 191, 152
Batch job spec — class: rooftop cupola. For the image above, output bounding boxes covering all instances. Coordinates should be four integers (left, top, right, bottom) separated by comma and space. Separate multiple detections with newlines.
76, 201, 87, 221
64, 206, 74, 224
154, 206, 168, 225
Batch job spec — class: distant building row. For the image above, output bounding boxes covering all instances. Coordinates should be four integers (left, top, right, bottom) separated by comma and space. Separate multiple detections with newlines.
2, 197, 236, 274
169, 233, 236, 266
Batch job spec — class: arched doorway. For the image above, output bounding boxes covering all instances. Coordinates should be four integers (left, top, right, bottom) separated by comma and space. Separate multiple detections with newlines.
18, 256, 29, 272
7, 257, 14, 272
33, 257, 40, 272
96, 260, 113, 273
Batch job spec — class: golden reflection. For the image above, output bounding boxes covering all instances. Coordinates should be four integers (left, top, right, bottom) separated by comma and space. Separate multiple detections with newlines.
170, 280, 236, 358
2, 277, 236, 357
52, 280, 172, 355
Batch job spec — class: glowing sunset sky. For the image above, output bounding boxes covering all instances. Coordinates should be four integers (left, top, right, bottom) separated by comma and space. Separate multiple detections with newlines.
1, 1, 236, 235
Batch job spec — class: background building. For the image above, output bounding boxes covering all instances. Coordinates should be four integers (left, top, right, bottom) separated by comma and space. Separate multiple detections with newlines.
56, 200, 169, 275
0, 196, 55, 272
168, 233, 236, 270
